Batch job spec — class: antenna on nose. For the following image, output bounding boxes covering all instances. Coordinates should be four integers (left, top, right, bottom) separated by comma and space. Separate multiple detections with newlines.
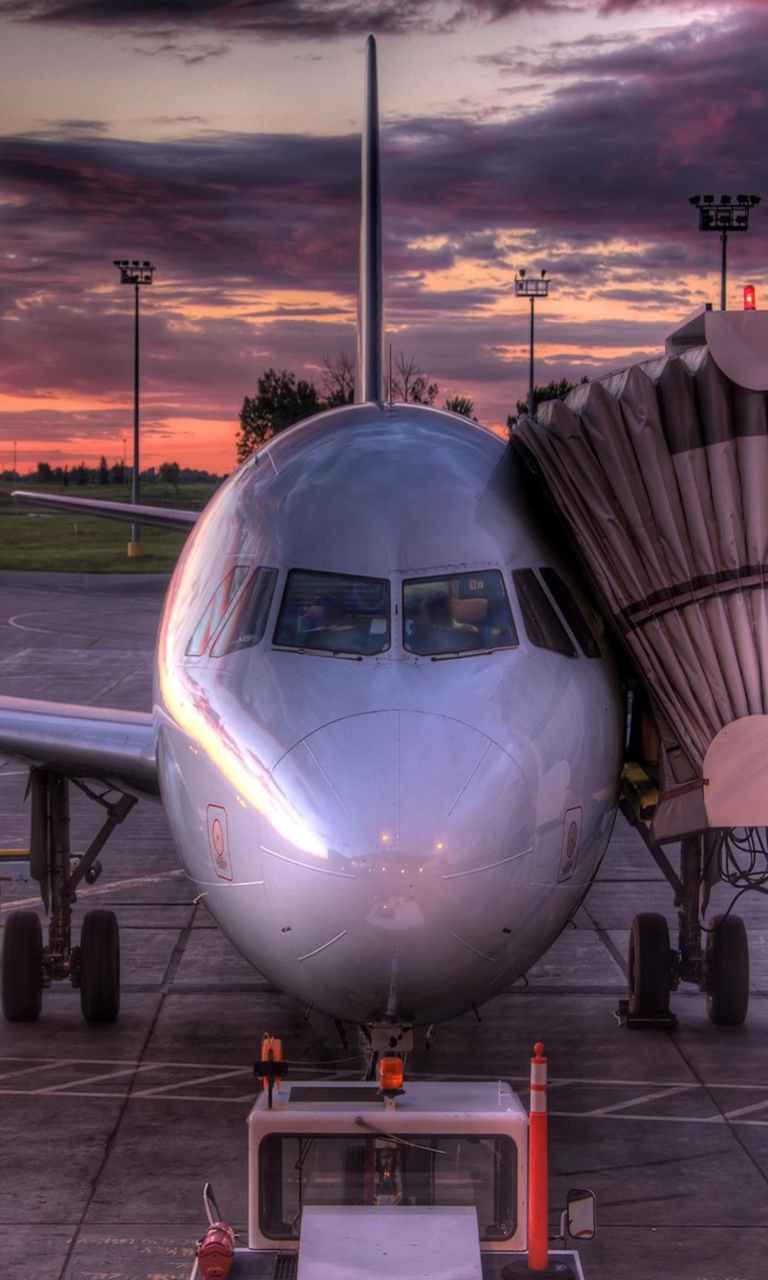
357, 34, 384, 404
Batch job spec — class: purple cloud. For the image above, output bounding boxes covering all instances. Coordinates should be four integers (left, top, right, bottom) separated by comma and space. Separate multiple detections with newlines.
1, 0, 574, 36
1, 1, 767, 466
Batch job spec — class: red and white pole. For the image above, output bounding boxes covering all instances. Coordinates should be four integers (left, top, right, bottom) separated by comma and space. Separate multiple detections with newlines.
528, 1041, 549, 1270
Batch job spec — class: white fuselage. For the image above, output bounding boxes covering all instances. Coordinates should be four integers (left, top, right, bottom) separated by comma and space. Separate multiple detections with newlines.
154, 403, 622, 1026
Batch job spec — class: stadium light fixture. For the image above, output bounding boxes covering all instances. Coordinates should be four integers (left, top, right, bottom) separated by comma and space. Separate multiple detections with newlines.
515, 270, 551, 417
689, 194, 760, 311
113, 260, 156, 555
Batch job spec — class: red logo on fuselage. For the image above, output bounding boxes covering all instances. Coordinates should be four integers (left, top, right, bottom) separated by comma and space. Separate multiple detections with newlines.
207, 805, 233, 881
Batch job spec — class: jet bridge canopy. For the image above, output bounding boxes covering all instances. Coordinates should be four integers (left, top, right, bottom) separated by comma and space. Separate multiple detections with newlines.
512, 310, 768, 841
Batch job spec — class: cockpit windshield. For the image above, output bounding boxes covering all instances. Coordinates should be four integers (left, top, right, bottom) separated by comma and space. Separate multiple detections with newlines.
274, 570, 391, 655
403, 571, 518, 656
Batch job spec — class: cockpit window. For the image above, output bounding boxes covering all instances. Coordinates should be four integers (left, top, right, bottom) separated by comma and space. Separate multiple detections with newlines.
186, 565, 250, 657
403, 571, 518, 656
539, 567, 601, 658
512, 569, 577, 657
210, 566, 278, 657
274, 570, 390, 655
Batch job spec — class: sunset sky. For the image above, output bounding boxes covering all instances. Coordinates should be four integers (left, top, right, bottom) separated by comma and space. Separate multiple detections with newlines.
1, 0, 767, 475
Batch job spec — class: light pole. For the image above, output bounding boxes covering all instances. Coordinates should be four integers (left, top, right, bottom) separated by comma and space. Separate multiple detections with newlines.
515, 269, 551, 417
113, 259, 155, 555
689, 194, 760, 311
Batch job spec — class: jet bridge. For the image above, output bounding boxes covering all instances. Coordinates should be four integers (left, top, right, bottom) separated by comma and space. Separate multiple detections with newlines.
512, 306, 768, 1027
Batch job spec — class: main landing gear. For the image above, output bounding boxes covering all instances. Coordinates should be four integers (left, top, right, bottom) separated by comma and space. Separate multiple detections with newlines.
626, 834, 750, 1028
1, 768, 135, 1024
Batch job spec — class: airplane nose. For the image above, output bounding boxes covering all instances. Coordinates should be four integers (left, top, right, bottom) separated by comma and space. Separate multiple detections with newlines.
269, 709, 531, 871
264, 710, 535, 1022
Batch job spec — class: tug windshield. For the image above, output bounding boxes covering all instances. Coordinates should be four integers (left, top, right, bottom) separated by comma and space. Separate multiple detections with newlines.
259, 1132, 516, 1241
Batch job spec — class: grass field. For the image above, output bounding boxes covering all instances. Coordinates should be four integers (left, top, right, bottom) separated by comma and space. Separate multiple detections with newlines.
0, 480, 220, 572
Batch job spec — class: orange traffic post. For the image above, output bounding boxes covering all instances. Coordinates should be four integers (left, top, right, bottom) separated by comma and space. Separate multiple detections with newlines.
528, 1041, 548, 1270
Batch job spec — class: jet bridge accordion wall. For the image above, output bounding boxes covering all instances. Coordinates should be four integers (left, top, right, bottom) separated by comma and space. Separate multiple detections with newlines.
513, 348, 768, 841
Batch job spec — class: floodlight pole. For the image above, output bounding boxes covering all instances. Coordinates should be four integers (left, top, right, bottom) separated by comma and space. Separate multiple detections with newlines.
113, 259, 156, 555
515, 271, 551, 417
689, 195, 761, 311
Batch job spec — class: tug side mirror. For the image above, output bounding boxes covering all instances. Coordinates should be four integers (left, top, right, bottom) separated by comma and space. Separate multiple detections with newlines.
561, 1188, 596, 1241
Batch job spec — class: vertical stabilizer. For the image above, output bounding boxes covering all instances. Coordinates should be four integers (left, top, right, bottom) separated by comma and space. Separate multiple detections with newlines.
357, 34, 384, 403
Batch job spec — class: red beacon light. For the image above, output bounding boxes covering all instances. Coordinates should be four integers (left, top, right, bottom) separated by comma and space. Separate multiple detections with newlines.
744, 284, 757, 310
378, 1055, 405, 1098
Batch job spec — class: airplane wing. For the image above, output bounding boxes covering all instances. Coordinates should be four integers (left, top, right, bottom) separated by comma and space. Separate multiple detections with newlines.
0, 696, 159, 798
12, 490, 199, 531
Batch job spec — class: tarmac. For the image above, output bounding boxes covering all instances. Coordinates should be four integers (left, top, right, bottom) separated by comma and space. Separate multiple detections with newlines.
0, 571, 767, 1280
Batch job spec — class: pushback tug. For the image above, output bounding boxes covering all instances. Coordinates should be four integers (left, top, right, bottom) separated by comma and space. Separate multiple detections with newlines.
190, 1039, 595, 1280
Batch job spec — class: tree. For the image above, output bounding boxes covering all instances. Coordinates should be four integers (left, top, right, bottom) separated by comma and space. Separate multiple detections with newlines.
36, 461, 53, 483
98, 456, 109, 486
321, 352, 355, 407
158, 461, 181, 494
445, 394, 475, 419
507, 377, 588, 429
237, 368, 323, 462
410, 375, 439, 405
390, 351, 438, 406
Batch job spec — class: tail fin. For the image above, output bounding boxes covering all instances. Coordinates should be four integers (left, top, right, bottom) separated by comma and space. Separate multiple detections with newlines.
356, 34, 384, 404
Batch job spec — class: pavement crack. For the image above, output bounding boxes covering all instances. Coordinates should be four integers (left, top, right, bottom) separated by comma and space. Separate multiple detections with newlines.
581, 901, 629, 976
58, 902, 200, 1279
670, 1031, 768, 1194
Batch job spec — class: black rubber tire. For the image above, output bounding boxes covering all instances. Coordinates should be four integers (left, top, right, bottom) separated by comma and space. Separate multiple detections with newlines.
628, 912, 672, 1018
2, 910, 43, 1022
706, 914, 749, 1027
79, 909, 120, 1023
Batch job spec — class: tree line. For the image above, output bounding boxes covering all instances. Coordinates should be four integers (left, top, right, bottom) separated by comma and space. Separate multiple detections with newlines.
17, 460, 223, 487
237, 352, 584, 461
12, 364, 586, 489
236, 352, 481, 462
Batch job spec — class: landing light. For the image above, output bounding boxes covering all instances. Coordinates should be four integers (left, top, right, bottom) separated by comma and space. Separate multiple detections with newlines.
744, 284, 757, 310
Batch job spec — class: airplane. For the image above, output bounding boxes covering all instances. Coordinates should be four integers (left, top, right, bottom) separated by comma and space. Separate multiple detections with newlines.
0, 36, 625, 1045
